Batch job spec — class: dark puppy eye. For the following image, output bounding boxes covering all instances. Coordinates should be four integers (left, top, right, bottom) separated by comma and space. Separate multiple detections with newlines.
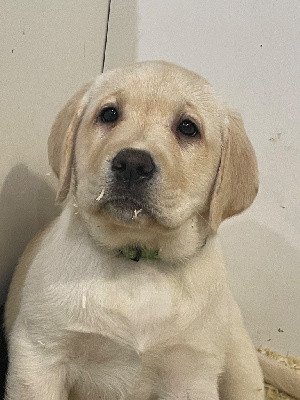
99, 107, 118, 123
177, 119, 200, 137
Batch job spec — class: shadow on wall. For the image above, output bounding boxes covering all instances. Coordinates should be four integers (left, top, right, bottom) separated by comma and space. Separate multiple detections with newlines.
0, 164, 60, 304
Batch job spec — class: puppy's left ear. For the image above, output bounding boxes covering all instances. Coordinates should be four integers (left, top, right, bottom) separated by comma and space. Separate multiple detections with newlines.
48, 83, 91, 203
208, 110, 259, 232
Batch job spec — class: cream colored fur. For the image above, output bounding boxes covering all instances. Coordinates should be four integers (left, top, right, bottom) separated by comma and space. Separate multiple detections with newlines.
5, 61, 298, 400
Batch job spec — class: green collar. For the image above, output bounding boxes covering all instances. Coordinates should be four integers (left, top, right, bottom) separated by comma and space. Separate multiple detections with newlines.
119, 236, 208, 262
119, 246, 159, 262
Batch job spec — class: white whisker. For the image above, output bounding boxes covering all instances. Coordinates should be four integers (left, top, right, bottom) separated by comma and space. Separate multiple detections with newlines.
96, 188, 105, 201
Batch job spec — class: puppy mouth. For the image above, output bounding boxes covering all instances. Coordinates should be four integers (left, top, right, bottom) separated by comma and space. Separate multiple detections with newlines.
97, 193, 156, 224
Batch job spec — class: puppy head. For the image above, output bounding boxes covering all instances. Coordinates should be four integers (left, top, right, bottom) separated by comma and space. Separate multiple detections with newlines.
48, 61, 258, 249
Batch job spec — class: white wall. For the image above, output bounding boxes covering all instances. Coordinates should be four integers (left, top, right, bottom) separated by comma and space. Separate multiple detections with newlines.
0, 0, 109, 304
104, 0, 138, 72
134, 0, 300, 356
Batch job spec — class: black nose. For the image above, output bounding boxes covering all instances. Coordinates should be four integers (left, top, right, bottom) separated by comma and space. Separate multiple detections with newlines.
111, 148, 156, 186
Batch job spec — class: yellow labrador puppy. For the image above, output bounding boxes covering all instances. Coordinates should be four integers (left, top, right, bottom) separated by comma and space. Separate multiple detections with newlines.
4, 61, 278, 399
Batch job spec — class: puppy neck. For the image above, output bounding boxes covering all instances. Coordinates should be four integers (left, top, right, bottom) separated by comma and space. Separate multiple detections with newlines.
119, 235, 208, 263
69, 205, 211, 264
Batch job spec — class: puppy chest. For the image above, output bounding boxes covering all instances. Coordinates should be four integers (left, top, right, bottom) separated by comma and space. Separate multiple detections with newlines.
66, 272, 190, 351
90, 279, 174, 338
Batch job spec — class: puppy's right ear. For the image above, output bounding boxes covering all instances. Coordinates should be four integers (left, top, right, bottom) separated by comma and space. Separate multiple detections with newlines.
48, 83, 91, 203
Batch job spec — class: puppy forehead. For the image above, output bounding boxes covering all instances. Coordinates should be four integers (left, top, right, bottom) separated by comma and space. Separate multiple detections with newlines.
90, 62, 217, 113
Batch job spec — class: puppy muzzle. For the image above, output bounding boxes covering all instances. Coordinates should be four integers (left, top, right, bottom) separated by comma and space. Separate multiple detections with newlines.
96, 148, 158, 223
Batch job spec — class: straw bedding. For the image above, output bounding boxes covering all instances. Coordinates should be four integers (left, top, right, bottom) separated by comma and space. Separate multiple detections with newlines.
260, 348, 300, 400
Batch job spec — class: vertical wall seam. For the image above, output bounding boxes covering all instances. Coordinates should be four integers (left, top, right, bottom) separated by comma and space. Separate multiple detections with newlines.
101, 0, 112, 72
